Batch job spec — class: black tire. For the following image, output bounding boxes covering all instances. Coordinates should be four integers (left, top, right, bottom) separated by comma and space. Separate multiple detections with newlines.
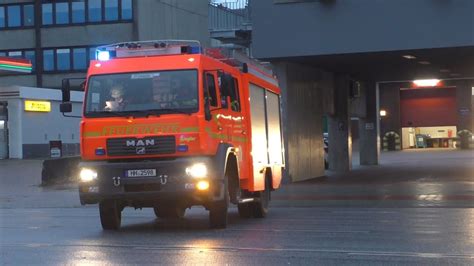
153, 207, 185, 219
252, 179, 271, 218
209, 178, 229, 229
99, 200, 121, 230
237, 203, 252, 218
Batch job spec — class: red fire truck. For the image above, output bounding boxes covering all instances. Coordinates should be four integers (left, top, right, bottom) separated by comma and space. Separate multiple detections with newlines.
60, 40, 285, 230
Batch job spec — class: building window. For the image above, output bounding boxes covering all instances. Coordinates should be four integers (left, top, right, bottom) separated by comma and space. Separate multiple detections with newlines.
43, 50, 55, 71
23, 5, 35, 26
42, 46, 97, 72
42, 3, 53, 25
8, 51, 22, 59
0, 7, 4, 28
41, 0, 132, 26
121, 0, 132, 20
72, 1, 86, 23
73, 48, 87, 70
24, 51, 36, 69
88, 0, 102, 22
57, 49, 71, 71
55, 2, 70, 24
0, 3, 37, 29
7, 5, 21, 27
105, 0, 119, 21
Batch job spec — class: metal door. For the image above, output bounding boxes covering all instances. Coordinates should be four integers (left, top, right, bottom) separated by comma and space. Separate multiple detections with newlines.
0, 102, 8, 159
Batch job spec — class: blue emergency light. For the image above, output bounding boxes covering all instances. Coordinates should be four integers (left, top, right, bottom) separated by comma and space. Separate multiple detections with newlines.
97, 51, 110, 61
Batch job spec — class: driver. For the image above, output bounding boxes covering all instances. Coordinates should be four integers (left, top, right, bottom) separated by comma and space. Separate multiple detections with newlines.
104, 84, 127, 111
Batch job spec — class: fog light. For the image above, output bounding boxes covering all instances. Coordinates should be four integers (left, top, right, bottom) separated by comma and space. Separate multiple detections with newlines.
196, 181, 209, 191
80, 168, 97, 182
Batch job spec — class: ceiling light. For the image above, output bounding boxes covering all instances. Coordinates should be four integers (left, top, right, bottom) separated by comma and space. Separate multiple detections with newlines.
402, 55, 416, 60
418, 61, 430, 65
413, 79, 440, 87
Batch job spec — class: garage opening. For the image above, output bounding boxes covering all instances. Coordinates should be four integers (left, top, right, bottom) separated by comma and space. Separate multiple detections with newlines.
400, 87, 457, 149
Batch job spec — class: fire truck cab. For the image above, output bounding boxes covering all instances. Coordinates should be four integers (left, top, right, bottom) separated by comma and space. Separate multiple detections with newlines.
61, 40, 285, 230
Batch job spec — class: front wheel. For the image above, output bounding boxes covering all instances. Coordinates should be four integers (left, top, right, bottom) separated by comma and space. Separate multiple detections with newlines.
99, 200, 122, 230
209, 178, 229, 228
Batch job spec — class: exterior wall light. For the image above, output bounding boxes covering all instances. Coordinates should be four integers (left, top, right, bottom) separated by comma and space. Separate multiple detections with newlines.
380, 110, 387, 117
413, 79, 440, 87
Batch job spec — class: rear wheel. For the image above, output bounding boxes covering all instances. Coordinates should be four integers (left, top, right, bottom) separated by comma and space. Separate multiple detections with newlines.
251, 179, 271, 218
99, 200, 121, 230
154, 207, 185, 219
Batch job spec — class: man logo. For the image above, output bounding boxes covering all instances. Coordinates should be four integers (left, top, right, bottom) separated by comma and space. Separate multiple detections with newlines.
126, 139, 155, 147
136, 147, 146, 155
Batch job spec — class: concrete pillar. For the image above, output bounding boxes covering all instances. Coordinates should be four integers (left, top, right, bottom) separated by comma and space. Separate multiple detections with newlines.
358, 82, 380, 165
273, 62, 328, 182
328, 75, 352, 172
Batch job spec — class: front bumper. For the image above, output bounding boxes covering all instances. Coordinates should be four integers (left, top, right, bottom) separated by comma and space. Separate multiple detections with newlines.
78, 157, 223, 207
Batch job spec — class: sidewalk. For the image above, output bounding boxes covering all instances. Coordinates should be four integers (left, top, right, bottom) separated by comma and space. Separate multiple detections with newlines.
273, 149, 474, 207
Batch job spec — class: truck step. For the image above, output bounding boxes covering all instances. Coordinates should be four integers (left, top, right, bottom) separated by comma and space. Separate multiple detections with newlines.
238, 197, 260, 204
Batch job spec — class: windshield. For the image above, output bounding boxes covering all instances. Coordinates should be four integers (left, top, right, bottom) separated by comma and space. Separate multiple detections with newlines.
84, 70, 198, 117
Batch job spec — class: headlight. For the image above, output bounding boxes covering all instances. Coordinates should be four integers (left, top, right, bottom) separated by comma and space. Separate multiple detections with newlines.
185, 163, 207, 179
80, 168, 97, 182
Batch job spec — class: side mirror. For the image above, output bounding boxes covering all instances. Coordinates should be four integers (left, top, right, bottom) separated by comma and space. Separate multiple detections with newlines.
61, 79, 71, 102
60, 102, 72, 113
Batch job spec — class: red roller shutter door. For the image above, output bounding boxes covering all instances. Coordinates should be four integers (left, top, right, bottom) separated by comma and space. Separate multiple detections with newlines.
400, 88, 457, 127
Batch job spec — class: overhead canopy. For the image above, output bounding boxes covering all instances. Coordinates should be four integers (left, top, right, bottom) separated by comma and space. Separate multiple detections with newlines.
281, 46, 474, 82
0, 57, 32, 75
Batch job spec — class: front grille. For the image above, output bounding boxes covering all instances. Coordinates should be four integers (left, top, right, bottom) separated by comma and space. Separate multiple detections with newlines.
124, 184, 161, 192
106, 136, 176, 156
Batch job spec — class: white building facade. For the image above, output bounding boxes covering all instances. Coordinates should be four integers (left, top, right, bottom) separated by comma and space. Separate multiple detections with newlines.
0, 86, 83, 159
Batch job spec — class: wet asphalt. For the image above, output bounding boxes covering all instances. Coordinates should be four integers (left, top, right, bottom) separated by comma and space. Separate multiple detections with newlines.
1, 149, 473, 265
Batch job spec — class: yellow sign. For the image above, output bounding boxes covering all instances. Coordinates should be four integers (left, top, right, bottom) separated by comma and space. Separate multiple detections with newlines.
24, 100, 51, 112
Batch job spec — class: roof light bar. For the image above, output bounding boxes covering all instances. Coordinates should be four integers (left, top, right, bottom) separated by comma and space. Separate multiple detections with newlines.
95, 40, 201, 60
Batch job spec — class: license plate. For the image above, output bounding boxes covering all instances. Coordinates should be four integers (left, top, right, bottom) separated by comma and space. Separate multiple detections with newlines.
126, 169, 157, 178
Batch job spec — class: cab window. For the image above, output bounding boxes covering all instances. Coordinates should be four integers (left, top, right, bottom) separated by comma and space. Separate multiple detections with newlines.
205, 73, 218, 107
229, 77, 241, 112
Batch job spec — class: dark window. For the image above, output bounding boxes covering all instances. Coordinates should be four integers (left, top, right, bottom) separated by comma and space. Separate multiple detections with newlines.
56, 48, 71, 71
43, 50, 55, 71
24, 50, 36, 69
121, 0, 132, 20
55, 2, 70, 24
72, 1, 85, 23
0, 7, 4, 28
230, 78, 241, 112
88, 0, 102, 22
73, 48, 87, 70
105, 0, 119, 21
205, 73, 218, 107
7, 5, 21, 27
23, 5, 34, 26
42, 4, 53, 25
